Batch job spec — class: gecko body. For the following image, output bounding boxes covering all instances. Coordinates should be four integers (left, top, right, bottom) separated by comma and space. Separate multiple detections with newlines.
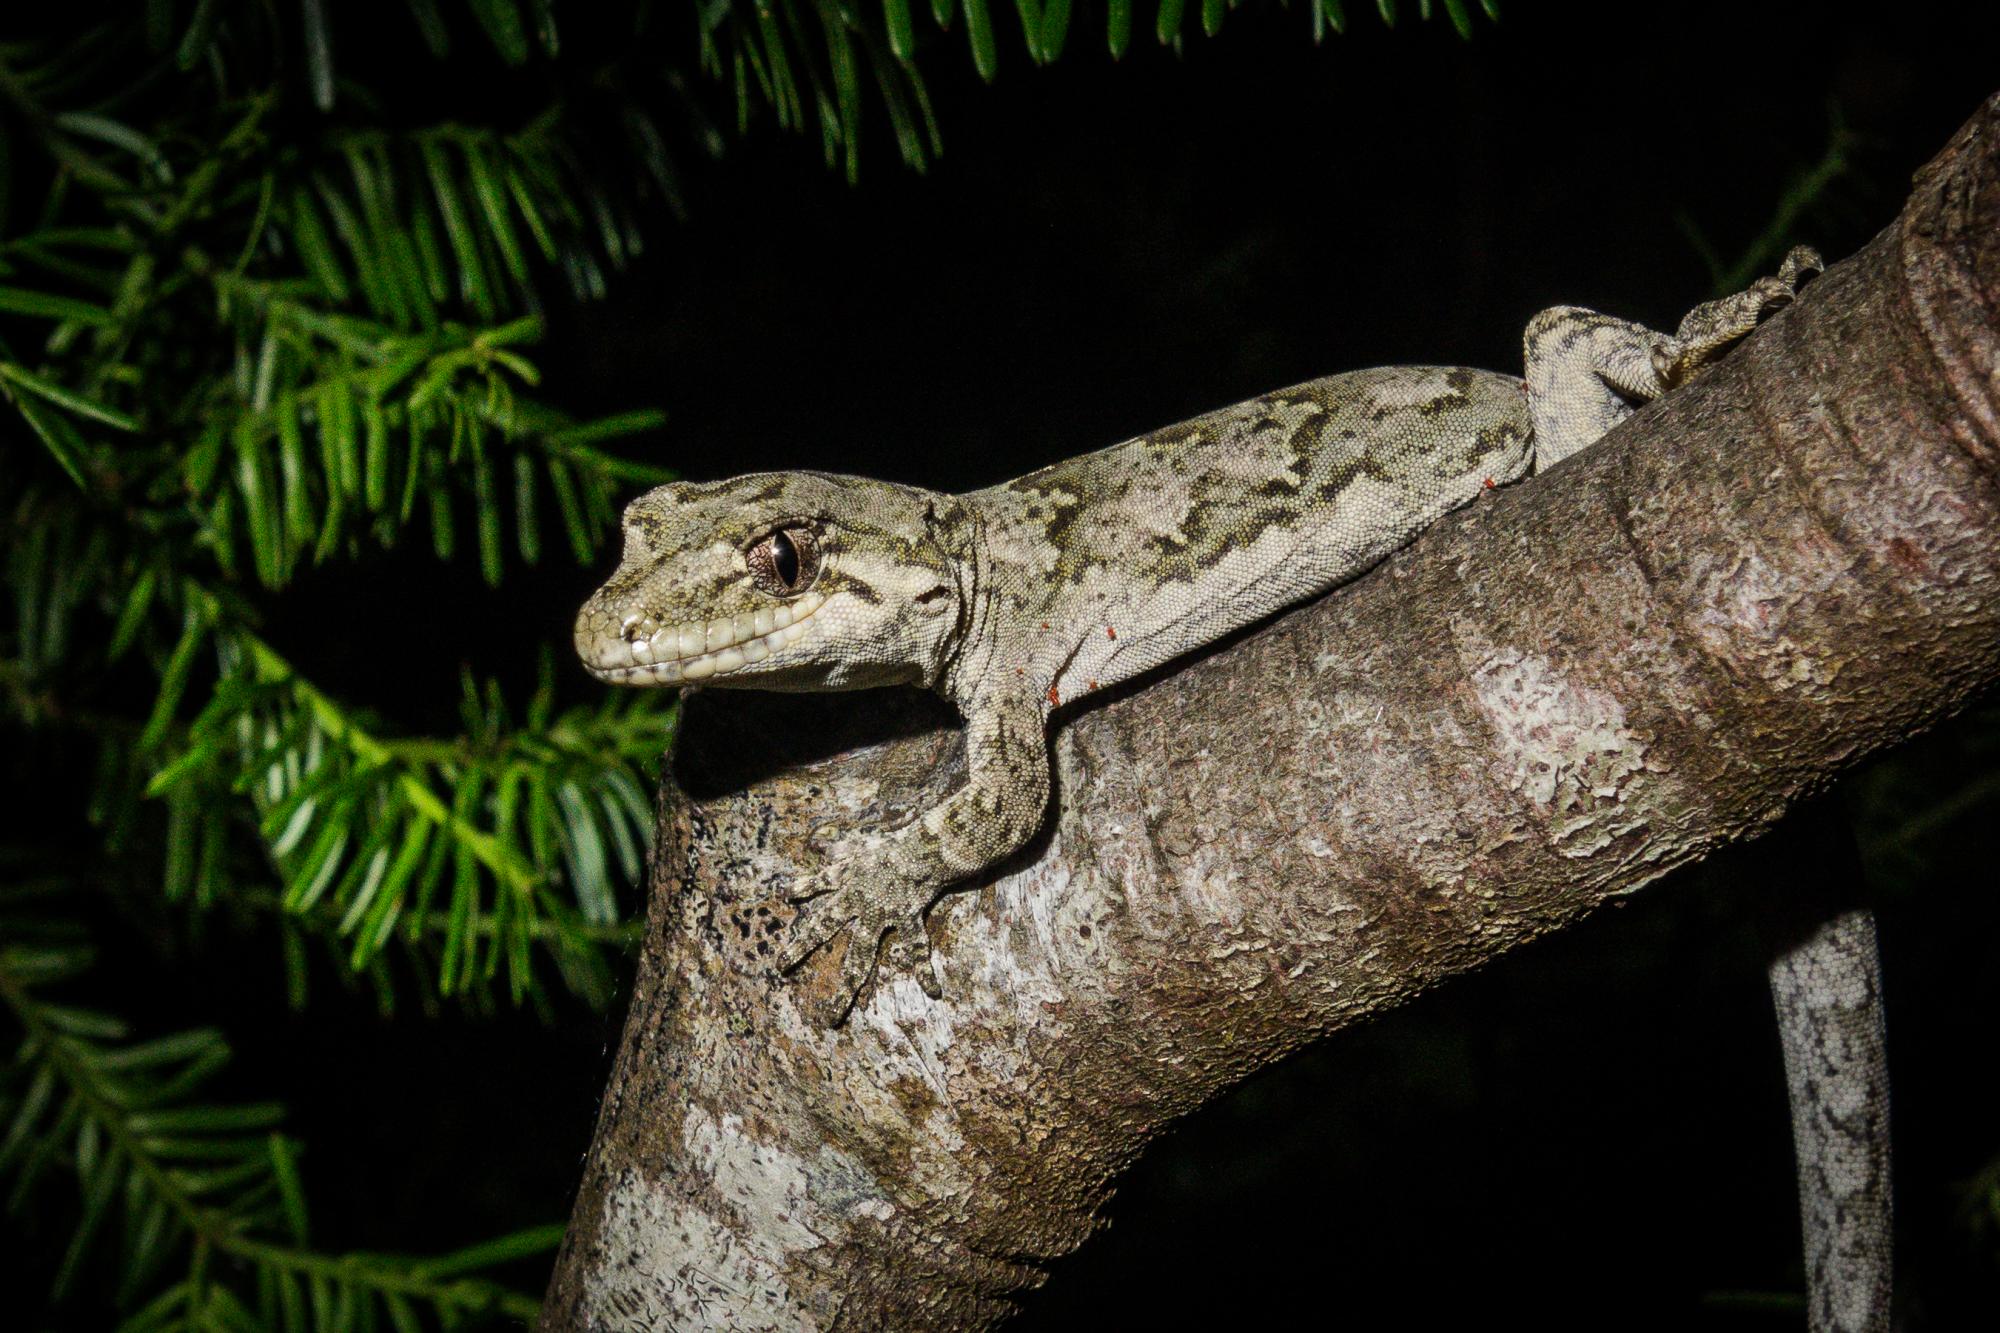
576, 246, 1823, 1023
576, 246, 1892, 1332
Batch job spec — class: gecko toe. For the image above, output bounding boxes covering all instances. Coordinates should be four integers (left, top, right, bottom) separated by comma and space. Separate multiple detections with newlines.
1750, 276, 1795, 318
777, 895, 851, 972
824, 934, 881, 1025
812, 985, 860, 1029
885, 926, 943, 999
785, 871, 833, 904
1778, 245, 1824, 289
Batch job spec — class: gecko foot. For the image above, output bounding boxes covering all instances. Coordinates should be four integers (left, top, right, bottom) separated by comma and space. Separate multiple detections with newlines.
1655, 244, 1824, 388
777, 858, 943, 1027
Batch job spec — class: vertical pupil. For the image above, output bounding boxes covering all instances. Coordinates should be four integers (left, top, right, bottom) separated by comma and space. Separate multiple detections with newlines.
771, 531, 799, 587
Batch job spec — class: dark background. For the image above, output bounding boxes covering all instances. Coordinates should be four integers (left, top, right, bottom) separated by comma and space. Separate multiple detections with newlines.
58, 2, 2000, 1328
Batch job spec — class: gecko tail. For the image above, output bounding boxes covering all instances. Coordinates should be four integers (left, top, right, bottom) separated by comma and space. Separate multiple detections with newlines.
1768, 907, 1893, 1333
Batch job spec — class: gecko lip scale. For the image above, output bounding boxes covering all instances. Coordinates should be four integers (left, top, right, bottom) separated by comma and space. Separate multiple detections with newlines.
583, 590, 827, 686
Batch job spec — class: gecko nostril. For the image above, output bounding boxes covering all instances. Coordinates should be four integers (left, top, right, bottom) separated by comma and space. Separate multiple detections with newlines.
619, 612, 648, 642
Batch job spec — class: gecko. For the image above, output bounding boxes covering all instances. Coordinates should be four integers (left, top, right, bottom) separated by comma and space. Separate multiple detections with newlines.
575, 243, 1825, 1020
575, 244, 1889, 1329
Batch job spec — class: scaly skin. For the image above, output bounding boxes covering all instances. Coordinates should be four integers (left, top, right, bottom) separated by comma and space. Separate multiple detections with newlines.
575, 246, 1822, 1026
572, 242, 1896, 1333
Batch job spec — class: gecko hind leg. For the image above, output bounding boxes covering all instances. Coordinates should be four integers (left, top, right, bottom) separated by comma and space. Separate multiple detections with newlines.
1526, 244, 1824, 470
1656, 245, 1824, 389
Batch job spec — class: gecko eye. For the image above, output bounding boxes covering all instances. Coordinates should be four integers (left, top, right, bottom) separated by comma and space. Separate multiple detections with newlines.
747, 526, 820, 597
772, 530, 800, 585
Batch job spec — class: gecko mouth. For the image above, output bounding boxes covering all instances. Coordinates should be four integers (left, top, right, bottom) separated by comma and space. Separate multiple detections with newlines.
584, 591, 827, 686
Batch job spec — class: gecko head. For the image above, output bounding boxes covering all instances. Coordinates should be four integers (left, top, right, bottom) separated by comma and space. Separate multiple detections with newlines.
574, 472, 972, 693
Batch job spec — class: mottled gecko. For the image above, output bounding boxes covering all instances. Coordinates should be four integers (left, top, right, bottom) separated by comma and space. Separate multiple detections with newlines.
576, 245, 1823, 1019
575, 243, 1888, 1328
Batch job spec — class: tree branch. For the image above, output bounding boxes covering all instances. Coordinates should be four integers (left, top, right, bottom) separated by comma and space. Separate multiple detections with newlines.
542, 92, 2000, 1330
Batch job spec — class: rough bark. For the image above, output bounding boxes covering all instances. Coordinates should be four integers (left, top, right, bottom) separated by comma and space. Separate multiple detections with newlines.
542, 94, 2000, 1331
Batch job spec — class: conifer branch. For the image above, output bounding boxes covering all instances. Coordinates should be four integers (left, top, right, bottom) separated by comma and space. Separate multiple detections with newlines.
0, 919, 553, 1327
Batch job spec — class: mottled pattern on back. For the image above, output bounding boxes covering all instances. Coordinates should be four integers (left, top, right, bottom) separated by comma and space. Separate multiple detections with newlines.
572, 245, 1823, 1033
572, 245, 1888, 1333
970, 366, 1531, 694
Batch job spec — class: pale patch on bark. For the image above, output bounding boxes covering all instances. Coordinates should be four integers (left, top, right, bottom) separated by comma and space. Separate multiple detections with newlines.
579, 1108, 906, 1331
960, 869, 1078, 1006
1689, 546, 1847, 695
1467, 647, 1651, 856
582, 1166, 816, 1332
684, 1108, 894, 1247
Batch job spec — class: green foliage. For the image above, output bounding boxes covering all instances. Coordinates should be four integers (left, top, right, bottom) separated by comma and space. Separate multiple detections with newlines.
143, 626, 667, 1011
1680, 109, 1873, 298
2, 3, 693, 1321
194, 641, 660, 1002
0, 0, 1499, 1323
0, 5, 676, 1017
698, 0, 1497, 180
0, 902, 556, 1328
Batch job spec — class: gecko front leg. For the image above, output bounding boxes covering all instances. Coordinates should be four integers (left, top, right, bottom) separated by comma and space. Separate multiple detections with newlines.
577, 252, 1827, 1035
779, 688, 1053, 1025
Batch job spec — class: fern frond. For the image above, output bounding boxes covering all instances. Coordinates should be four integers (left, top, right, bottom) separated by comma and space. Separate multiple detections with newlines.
695, 0, 1494, 178
191, 275, 666, 587
1678, 108, 1868, 298
0, 917, 555, 1327
139, 613, 666, 1008
2, 488, 661, 1011
298, 120, 644, 314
